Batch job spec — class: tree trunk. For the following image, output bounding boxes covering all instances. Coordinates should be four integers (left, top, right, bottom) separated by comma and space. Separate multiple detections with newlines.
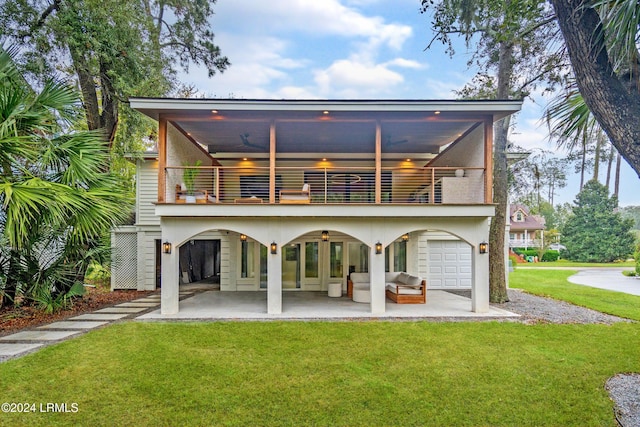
488, 38, 514, 304
550, 0, 640, 178
605, 144, 614, 190
580, 132, 587, 190
70, 49, 101, 131
614, 152, 622, 198
593, 129, 603, 181
99, 60, 119, 144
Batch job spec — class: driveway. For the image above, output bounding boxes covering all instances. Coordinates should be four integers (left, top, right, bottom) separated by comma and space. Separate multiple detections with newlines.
567, 268, 640, 296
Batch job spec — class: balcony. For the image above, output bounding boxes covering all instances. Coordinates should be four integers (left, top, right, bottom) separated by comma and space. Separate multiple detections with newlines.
163, 165, 486, 205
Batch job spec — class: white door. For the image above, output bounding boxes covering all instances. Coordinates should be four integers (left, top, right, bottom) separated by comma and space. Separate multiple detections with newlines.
427, 240, 472, 289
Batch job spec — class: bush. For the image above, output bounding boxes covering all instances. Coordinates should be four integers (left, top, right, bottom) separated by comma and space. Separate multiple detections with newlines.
541, 250, 560, 262
509, 255, 519, 270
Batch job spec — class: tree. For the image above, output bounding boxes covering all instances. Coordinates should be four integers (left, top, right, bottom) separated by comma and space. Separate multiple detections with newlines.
0, 0, 229, 144
549, 0, 640, 178
0, 46, 131, 309
561, 180, 635, 262
422, 0, 565, 302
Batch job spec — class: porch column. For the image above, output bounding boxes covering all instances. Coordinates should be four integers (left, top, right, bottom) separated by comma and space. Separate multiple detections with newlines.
267, 245, 282, 314
471, 247, 490, 313
160, 242, 179, 315
369, 244, 386, 314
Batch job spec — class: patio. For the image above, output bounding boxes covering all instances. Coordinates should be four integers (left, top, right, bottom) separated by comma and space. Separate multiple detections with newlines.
137, 289, 519, 320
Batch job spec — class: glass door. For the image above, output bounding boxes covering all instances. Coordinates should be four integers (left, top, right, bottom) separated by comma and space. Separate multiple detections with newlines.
282, 244, 301, 289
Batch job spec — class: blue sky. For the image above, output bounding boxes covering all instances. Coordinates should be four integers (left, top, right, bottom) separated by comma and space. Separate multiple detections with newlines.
181, 0, 639, 207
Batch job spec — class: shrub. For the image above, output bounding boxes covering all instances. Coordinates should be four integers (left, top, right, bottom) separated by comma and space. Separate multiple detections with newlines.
541, 250, 560, 262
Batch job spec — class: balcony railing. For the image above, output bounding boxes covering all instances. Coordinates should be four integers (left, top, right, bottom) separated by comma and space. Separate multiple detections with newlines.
509, 239, 542, 248
164, 165, 485, 205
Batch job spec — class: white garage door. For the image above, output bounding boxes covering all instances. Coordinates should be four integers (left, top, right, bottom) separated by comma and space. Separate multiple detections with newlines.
427, 240, 472, 289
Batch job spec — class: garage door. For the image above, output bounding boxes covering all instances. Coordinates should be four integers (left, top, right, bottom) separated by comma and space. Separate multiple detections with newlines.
427, 240, 472, 289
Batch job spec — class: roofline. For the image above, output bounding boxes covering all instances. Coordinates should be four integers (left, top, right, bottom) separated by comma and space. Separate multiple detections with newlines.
129, 97, 523, 121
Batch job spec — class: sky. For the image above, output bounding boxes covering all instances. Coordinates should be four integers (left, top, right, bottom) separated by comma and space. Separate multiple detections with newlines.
180, 0, 639, 207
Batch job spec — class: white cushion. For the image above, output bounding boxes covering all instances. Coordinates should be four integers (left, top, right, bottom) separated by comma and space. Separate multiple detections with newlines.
302, 183, 310, 192
386, 284, 423, 295
385, 272, 401, 282
350, 272, 370, 284
405, 275, 423, 286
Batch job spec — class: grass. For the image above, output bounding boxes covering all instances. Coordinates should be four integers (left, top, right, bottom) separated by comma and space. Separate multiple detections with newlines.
517, 260, 635, 268
510, 269, 640, 321
2, 269, 640, 426
0, 321, 639, 426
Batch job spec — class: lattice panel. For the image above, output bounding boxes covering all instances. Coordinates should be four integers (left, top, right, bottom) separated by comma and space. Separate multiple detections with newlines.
112, 231, 138, 289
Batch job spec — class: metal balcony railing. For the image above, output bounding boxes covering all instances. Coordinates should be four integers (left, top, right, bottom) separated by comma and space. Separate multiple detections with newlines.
164, 165, 485, 204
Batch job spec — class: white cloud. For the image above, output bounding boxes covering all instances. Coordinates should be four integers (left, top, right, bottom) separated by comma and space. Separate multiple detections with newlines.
216, 0, 413, 50
383, 58, 426, 69
314, 58, 405, 97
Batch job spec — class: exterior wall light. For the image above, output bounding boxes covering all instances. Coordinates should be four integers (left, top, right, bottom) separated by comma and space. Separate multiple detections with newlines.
270, 242, 278, 254
162, 241, 172, 254
402, 233, 409, 242
375, 241, 383, 254
240, 234, 247, 241
321, 230, 329, 241
479, 242, 488, 254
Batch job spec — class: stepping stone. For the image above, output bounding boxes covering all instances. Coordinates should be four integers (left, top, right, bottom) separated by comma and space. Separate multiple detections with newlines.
116, 302, 158, 308
0, 343, 43, 356
0, 330, 81, 341
94, 307, 148, 314
134, 298, 161, 303
69, 313, 129, 321
38, 321, 108, 330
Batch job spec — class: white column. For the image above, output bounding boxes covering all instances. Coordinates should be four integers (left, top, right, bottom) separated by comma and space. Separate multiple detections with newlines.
471, 248, 490, 313
160, 243, 180, 315
267, 246, 282, 314
369, 245, 386, 314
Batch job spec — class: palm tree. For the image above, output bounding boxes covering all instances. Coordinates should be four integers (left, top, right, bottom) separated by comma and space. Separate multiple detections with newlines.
545, 83, 622, 196
0, 46, 132, 309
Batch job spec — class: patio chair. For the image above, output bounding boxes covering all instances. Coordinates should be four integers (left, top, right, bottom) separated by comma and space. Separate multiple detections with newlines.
279, 183, 311, 204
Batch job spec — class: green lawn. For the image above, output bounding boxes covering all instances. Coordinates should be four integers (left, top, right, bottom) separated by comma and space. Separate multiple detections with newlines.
1, 321, 639, 426
517, 260, 635, 268
2, 269, 640, 426
510, 269, 640, 321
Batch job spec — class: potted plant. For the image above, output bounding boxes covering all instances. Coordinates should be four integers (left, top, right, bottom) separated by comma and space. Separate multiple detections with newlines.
182, 160, 202, 203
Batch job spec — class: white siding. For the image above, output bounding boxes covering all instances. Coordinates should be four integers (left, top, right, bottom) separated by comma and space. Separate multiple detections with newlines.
136, 160, 160, 226
136, 228, 161, 291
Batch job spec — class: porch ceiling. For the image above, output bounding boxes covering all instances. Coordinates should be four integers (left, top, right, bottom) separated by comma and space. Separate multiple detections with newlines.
175, 116, 478, 155
131, 98, 523, 158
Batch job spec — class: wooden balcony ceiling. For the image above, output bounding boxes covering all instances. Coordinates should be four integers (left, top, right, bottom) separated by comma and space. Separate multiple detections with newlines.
131, 98, 522, 155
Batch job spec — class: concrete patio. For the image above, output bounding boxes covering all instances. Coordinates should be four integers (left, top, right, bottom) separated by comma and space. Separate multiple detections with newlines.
137, 289, 519, 320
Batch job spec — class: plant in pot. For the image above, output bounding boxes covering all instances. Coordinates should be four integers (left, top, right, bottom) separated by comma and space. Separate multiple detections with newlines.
182, 160, 202, 203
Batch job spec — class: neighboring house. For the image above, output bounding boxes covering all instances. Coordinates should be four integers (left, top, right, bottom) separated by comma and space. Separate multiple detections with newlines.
508, 204, 545, 249
112, 98, 521, 315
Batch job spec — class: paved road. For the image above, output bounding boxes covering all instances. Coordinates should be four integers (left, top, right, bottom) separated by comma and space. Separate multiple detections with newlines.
567, 268, 640, 296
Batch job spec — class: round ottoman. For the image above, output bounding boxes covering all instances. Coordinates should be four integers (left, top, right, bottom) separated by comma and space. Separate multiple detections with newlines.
328, 282, 342, 297
352, 287, 371, 303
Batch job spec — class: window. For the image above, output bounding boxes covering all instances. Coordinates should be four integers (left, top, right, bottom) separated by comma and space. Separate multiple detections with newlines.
394, 241, 407, 272
241, 241, 255, 278
305, 242, 318, 278
330, 242, 343, 278
515, 211, 524, 222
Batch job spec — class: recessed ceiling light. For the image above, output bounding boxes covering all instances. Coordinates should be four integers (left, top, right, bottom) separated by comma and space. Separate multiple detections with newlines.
242, 157, 248, 161
323, 110, 330, 115
434, 111, 441, 115
406, 158, 411, 162
211, 110, 218, 114
322, 158, 327, 161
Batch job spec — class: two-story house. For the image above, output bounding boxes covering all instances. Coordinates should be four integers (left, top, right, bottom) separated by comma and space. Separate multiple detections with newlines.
508, 204, 546, 249
111, 98, 522, 316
